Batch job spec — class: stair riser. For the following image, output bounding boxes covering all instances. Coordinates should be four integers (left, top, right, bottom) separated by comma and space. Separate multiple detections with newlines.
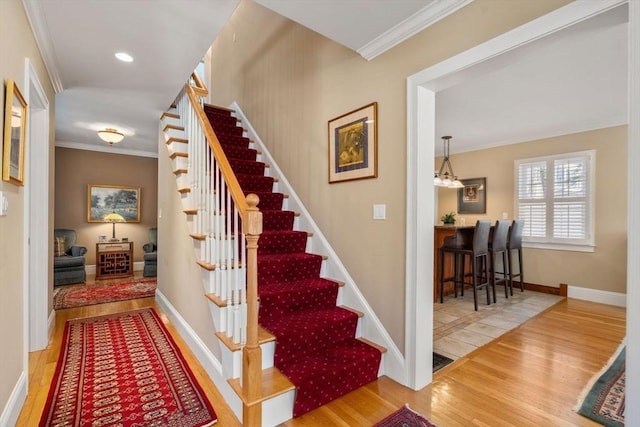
167, 141, 188, 154
217, 134, 251, 148
246, 192, 284, 211
172, 156, 188, 171
229, 160, 265, 176
287, 349, 381, 417
258, 232, 307, 254
222, 146, 258, 161
237, 176, 274, 193
258, 256, 322, 285
164, 127, 185, 139
212, 124, 245, 137
259, 286, 338, 323
262, 212, 295, 231
273, 315, 359, 366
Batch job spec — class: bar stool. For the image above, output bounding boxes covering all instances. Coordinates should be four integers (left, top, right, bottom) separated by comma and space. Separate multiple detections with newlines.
489, 220, 511, 298
439, 220, 492, 311
507, 219, 525, 294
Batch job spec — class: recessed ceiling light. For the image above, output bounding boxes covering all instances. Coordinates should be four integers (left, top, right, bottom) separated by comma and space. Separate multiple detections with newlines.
115, 52, 133, 63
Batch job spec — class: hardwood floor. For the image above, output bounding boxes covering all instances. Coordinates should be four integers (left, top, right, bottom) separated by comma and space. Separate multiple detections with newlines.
282, 298, 625, 426
16, 283, 242, 426
18, 286, 624, 427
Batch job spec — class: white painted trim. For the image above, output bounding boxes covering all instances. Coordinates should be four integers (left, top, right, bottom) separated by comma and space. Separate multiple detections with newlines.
20, 0, 64, 93
403, 83, 434, 390
55, 141, 158, 159
406, 0, 630, 390
231, 101, 407, 384
358, 0, 473, 61
48, 309, 56, 343
567, 286, 626, 307
0, 372, 27, 427
627, 1, 640, 425
24, 58, 50, 353
154, 290, 243, 422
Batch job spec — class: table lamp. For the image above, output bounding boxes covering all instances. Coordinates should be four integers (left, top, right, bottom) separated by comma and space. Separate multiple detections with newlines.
103, 212, 126, 241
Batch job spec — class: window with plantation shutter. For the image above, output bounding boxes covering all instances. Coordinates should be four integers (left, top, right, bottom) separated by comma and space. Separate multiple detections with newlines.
515, 150, 595, 252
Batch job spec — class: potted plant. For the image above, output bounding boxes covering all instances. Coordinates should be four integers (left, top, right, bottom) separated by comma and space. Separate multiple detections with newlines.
441, 211, 456, 225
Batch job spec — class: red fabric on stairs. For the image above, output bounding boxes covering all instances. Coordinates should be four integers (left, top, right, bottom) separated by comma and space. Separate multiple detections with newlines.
205, 104, 381, 418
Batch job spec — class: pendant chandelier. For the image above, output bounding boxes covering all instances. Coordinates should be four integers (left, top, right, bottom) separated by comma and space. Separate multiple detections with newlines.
434, 135, 463, 188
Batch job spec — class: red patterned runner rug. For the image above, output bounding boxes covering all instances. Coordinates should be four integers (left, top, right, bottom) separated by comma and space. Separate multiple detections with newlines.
54, 278, 156, 310
39, 308, 217, 426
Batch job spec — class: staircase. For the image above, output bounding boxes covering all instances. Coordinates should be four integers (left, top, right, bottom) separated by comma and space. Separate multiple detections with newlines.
161, 78, 392, 425
204, 104, 383, 417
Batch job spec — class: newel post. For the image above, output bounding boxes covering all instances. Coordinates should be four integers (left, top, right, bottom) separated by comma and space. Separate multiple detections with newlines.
242, 193, 263, 425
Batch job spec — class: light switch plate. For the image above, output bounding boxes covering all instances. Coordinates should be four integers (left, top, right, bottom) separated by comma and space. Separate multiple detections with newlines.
0, 191, 7, 216
373, 204, 386, 220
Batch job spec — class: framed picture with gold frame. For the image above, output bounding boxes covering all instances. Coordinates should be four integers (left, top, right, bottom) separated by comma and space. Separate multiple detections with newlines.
328, 102, 378, 183
2, 79, 28, 185
88, 184, 141, 222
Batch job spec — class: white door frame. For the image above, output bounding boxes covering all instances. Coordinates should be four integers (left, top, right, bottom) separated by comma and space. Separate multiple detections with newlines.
23, 58, 51, 353
404, 0, 634, 395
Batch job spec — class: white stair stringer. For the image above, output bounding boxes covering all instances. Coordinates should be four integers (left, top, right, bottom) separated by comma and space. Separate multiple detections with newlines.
230, 101, 407, 385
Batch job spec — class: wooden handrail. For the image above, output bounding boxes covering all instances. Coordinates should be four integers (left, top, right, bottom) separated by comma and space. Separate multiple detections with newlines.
185, 86, 250, 219
184, 82, 263, 424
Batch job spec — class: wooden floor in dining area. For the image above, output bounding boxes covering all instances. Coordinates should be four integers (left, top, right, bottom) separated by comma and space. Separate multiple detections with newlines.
18, 292, 624, 426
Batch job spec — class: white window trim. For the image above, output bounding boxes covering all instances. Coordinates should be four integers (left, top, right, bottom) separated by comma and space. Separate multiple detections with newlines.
515, 149, 596, 252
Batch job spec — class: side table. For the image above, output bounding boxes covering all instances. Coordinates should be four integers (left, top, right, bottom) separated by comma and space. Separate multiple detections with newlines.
96, 241, 133, 279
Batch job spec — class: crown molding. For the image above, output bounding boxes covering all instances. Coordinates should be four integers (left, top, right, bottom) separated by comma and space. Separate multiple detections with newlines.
357, 0, 474, 61
21, 0, 64, 93
55, 141, 158, 158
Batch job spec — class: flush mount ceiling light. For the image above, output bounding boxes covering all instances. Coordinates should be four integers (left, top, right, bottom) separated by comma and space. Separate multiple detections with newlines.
115, 52, 134, 62
434, 135, 463, 188
98, 128, 124, 145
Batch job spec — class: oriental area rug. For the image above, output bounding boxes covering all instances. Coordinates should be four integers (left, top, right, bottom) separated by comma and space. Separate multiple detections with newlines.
39, 308, 217, 426
53, 277, 156, 310
374, 404, 437, 427
575, 341, 625, 427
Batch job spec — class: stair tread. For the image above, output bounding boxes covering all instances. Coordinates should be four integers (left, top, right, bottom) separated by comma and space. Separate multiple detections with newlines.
228, 367, 295, 407
215, 326, 275, 351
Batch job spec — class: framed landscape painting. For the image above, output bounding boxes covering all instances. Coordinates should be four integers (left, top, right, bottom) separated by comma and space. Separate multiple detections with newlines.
328, 102, 378, 183
88, 184, 141, 222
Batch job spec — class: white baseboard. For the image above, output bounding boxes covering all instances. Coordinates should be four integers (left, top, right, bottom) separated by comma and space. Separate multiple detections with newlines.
154, 290, 243, 422
567, 286, 627, 307
0, 371, 27, 427
86, 261, 145, 276
48, 309, 56, 343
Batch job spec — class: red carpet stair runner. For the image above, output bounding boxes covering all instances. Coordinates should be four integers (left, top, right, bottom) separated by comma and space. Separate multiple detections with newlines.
204, 105, 382, 417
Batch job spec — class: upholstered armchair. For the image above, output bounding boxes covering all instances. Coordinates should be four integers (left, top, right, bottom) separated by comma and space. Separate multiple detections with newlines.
143, 227, 157, 277
53, 229, 87, 286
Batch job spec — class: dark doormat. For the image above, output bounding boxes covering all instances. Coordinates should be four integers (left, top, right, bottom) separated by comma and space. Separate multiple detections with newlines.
433, 352, 454, 372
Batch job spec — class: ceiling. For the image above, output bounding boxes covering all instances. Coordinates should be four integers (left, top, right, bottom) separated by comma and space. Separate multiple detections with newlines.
22, 0, 627, 159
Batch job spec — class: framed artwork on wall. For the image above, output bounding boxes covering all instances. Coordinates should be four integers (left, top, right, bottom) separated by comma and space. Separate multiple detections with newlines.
2, 79, 28, 186
328, 102, 378, 183
457, 177, 486, 214
88, 184, 141, 222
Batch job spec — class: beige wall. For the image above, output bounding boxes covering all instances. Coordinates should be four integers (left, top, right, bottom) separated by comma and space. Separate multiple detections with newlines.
437, 126, 627, 293
0, 0, 55, 417
54, 147, 158, 265
209, 0, 572, 351
156, 139, 221, 358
